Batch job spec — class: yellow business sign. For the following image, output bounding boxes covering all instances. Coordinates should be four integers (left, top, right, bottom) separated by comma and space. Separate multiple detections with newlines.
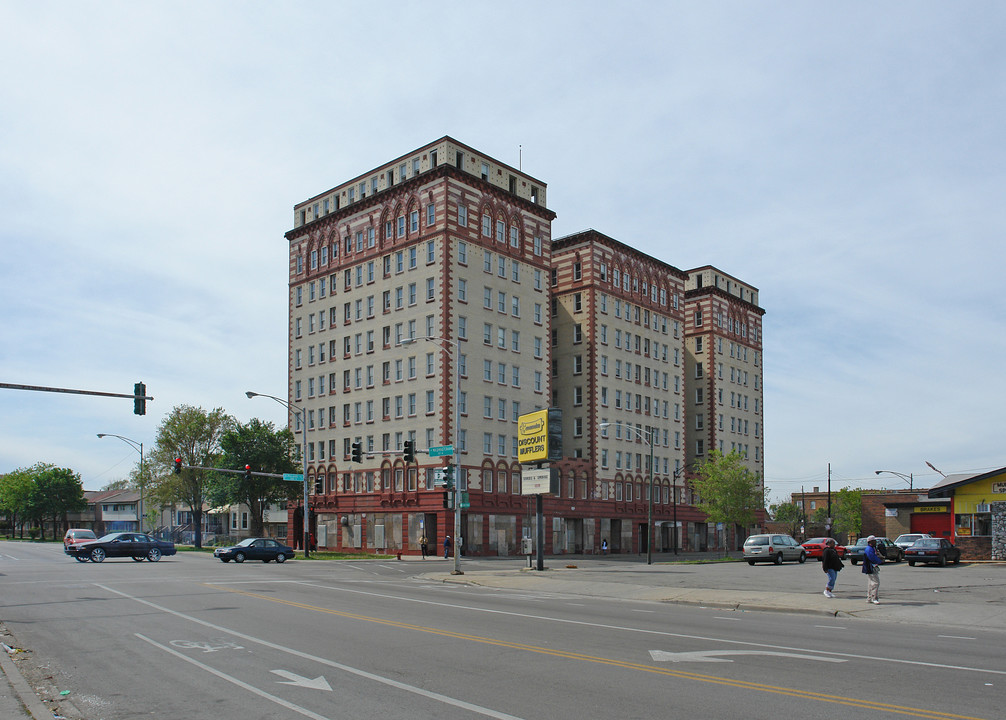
913, 506, 946, 513
517, 409, 550, 464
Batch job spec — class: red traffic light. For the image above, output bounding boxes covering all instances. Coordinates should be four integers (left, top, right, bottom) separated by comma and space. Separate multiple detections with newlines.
173, 458, 182, 475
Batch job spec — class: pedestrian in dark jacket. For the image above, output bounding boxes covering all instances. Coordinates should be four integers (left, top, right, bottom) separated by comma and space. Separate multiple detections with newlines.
821, 539, 844, 598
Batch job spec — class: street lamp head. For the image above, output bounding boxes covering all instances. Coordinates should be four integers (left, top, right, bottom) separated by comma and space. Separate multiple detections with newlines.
245, 391, 257, 399
96, 433, 106, 438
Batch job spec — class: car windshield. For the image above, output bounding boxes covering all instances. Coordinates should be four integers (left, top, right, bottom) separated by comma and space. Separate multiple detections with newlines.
70, 531, 96, 539
236, 538, 258, 547
805, 538, 827, 544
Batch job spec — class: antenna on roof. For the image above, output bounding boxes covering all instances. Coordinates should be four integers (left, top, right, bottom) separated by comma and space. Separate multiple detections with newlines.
925, 461, 946, 477
519, 144, 522, 171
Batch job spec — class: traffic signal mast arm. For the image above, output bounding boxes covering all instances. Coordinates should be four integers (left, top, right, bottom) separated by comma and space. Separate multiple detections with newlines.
172, 463, 287, 478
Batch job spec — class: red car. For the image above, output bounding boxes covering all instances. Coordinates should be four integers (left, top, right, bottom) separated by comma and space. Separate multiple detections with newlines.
801, 537, 846, 560
63, 528, 98, 560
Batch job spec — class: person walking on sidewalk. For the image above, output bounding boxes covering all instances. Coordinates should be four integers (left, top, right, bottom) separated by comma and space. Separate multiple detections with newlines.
420, 535, 429, 559
821, 538, 844, 598
862, 535, 884, 604
443, 535, 452, 559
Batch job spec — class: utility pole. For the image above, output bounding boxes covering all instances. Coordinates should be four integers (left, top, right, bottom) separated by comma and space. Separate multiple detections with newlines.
826, 463, 832, 535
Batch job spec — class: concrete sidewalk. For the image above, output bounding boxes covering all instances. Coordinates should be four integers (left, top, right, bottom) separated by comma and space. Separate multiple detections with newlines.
421, 557, 1006, 632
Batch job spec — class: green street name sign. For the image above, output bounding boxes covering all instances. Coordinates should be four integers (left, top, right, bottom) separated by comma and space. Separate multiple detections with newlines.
429, 445, 453, 457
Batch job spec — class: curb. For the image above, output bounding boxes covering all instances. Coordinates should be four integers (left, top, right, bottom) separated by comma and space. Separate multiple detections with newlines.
0, 646, 51, 720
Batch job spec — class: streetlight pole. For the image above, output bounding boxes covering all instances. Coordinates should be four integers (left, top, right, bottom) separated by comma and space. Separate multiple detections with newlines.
599, 422, 655, 564
97, 433, 144, 532
246, 391, 310, 558
875, 470, 913, 490
672, 462, 692, 556
404, 335, 463, 575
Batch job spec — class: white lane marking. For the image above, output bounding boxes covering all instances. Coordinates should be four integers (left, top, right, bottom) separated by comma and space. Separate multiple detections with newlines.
713, 616, 740, 621
814, 625, 846, 630
650, 649, 845, 664
276, 580, 1006, 677
104, 586, 525, 720
271, 670, 332, 691
630, 609, 655, 613
938, 635, 977, 640
136, 634, 331, 720
377, 564, 408, 573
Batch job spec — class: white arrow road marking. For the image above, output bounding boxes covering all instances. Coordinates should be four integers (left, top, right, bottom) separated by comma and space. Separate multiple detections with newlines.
650, 650, 846, 664
271, 670, 333, 691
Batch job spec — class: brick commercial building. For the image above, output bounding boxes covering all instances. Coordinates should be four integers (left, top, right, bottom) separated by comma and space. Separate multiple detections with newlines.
284, 137, 764, 556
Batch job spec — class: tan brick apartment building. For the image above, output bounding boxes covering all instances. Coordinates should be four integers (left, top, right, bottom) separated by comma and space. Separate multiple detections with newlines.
284, 137, 764, 556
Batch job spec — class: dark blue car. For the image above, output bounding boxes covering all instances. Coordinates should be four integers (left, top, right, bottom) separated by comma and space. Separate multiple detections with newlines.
214, 538, 295, 563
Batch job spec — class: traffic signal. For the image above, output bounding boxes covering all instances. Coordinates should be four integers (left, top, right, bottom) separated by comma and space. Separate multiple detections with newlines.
173, 458, 182, 475
442, 463, 454, 490
133, 382, 146, 416
351, 441, 362, 463
442, 490, 453, 509
403, 440, 415, 463
244, 464, 252, 480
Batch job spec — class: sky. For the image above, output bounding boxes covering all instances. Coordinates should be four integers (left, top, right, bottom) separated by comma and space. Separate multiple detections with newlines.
2, 2, 1004, 501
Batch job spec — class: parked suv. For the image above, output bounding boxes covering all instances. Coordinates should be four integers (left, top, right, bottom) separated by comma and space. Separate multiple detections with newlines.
847, 536, 903, 564
743, 534, 807, 565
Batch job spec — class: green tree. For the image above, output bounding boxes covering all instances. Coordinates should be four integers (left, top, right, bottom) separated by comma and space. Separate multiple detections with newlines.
212, 418, 299, 537
832, 488, 863, 536
0, 468, 35, 538
32, 464, 87, 538
691, 450, 764, 551
0, 464, 85, 540
149, 405, 233, 549
769, 502, 802, 537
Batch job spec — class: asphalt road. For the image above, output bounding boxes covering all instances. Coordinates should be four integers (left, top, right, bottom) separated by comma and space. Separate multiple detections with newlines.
1, 542, 1002, 720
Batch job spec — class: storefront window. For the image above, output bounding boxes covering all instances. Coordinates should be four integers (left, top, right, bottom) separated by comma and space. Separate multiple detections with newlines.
955, 513, 991, 536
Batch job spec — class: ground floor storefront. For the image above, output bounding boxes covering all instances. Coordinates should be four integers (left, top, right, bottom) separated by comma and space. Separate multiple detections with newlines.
300, 508, 746, 558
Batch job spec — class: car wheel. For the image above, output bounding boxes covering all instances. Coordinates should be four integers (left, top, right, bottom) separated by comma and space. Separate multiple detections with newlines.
939, 554, 947, 567
220, 558, 230, 563
954, 553, 961, 565
773, 553, 783, 565
908, 560, 916, 566
90, 548, 106, 563
275, 553, 287, 563
747, 560, 756, 566
74, 555, 89, 563
262, 558, 271, 563
132, 556, 145, 562
851, 559, 858, 565
798, 552, 807, 564
235, 552, 246, 563
147, 548, 162, 562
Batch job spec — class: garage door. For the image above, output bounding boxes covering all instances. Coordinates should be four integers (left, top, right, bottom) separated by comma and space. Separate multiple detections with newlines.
912, 512, 951, 538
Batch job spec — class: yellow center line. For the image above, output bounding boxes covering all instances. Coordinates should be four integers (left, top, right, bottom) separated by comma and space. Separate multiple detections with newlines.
203, 583, 989, 720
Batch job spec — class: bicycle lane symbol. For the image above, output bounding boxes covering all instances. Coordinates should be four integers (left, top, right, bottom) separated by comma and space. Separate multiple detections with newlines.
170, 638, 244, 653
